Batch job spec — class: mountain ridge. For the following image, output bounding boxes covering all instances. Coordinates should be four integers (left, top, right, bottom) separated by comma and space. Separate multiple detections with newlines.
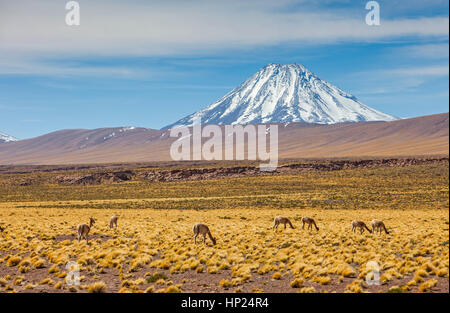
0, 113, 447, 165
0, 131, 17, 143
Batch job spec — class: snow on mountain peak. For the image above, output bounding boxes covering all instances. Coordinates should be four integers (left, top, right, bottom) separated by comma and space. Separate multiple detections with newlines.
163, 63, 397, 129
0, 131, 18, 143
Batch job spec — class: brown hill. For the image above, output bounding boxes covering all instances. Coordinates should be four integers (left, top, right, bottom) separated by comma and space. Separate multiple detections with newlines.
0, 113, 448, 165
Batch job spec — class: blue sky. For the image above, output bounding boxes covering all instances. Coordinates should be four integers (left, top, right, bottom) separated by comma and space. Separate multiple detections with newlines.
0, 0, 448, 139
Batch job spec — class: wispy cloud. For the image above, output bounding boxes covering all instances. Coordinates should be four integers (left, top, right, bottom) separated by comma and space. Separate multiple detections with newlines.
396, 43, 449, 59
1, 0, 448, 58
384, 65, 449, 76
21, 119, 43, 123
351, 65, 449, 95
0, 58, 151, 78
1, 0, 447, 79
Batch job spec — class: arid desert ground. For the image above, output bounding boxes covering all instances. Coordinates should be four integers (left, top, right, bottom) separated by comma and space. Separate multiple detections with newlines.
0, 158, 448, 293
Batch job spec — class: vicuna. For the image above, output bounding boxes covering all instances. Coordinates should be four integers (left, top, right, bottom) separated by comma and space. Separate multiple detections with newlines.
371, 220, 389, 234
273, 216, 295, 231
109, 216, 118, 229
193, 223, 216, 245
77, 217, 95, 243
352, 220, 372, 234
302, 217, 319, 231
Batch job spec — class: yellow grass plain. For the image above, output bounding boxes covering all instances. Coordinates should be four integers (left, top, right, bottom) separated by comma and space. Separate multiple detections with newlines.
0, 162, 448, 293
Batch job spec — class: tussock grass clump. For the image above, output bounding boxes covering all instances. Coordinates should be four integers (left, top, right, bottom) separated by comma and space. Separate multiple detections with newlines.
31, 258, 46, 269
298, 287, 316, 293
165, 285, 182, 293
345, 280, 363, 293
333, 264, 356, 278
436, 268, 448, 277
13, 276, 24, 285
24, 283, 35, 290
419, 279, 438, 292
6, 256, 22, 267
88, 281, 108, 293
312, 276, 331, 285
219, 279, 232, 288
145, 272, 167, 283
40, 278, 54, 285
272, 272, 282, 280
290, 278, 304, 288
48, 265, 60, 274
388, 286, 403, 293
18, 265, 30, 273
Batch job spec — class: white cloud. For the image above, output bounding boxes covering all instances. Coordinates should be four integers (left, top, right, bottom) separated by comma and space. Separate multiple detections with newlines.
0, 0, 448, 58
385, 65, 449, 76
405, 43, 449, 59
0, 56, 152, 78
0, 0, 448, 78
350, 65, 449, 95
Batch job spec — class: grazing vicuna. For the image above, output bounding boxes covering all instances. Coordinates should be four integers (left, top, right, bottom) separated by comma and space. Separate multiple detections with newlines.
193, 223, 216, 245
352, 220, 372, 234
371, 220, 389, 235
77, 217, 95, 243
109, 216, 118, 229
302, 217, 319, 232
273, 216, 295, 231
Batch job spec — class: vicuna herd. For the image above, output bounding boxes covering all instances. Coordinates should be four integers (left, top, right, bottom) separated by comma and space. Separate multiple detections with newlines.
75, 215, 118, 243
70, 215, 388, 246
351, 220, 389, 234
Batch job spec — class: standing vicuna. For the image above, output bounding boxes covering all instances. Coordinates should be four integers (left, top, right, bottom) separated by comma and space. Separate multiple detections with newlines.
109, 216, 118, 229
302, 217, 319, 232
193, 224, 216, 245
352, 220, 372, 234
273, 216, 295, 231
77, 217, 95, 243
371, 220, 389, 235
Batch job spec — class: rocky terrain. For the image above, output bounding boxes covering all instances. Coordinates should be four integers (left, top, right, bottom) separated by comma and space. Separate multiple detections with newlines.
15, 157, 445, 186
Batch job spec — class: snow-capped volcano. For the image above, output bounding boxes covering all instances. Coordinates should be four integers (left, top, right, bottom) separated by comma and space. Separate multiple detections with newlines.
164, 63, 397, 128
0, 131, 17, 143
